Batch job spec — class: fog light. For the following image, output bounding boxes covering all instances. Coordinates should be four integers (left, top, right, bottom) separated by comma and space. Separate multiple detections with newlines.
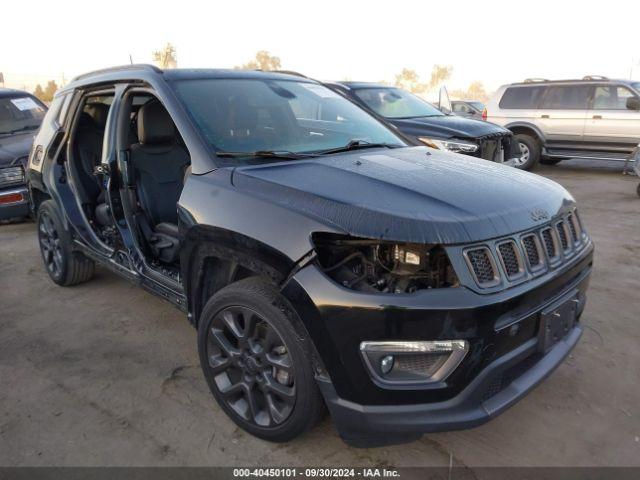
360, 340, 469, 386
380, 355, 394, 374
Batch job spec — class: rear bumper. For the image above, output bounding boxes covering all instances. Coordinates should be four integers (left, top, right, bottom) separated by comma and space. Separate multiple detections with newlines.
318, 324, 581, 447
0, 186, 30, 220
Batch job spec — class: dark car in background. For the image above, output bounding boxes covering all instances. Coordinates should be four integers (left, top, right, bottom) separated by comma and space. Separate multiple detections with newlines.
29, 65, 592, 447
0, 89, 47, 220
324, 81, 521, 165
451, 100, 485, 119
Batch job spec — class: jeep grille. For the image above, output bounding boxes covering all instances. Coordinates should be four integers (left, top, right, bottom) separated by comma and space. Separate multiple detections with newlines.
462, 209, 588, 289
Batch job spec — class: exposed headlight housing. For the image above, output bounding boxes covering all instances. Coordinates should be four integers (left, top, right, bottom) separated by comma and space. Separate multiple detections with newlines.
312, 233, 459, 293
360, 340, 469, 386
419, 137, 479, 153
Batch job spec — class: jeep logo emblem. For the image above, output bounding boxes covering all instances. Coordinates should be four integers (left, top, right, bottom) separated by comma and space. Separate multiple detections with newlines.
530, 208, 550, 221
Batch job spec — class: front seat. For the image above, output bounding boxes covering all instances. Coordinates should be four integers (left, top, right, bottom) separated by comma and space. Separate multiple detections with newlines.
129, 101, 190, 263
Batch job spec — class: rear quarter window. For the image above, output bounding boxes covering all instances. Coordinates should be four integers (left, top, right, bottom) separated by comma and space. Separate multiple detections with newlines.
499, 86, 546, 109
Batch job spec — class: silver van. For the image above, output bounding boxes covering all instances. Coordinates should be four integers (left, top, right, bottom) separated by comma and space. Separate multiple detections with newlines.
485, 76, 640, 169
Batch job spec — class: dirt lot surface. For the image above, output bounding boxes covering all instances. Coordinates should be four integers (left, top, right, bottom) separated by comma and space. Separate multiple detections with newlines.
1, 160, 639, 467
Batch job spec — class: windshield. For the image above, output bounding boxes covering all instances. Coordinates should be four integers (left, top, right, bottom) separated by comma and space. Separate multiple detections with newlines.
469, 101, 485, 111
171, 79, 405, 159
631, 82, 640, 93
353, 87, 444, 119
0, 95, 46, 135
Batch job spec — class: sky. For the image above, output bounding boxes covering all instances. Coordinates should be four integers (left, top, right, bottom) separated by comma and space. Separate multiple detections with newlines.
2, 0, 640, 92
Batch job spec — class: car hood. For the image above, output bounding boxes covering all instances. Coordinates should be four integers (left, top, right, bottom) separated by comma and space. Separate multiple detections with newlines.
0, 132, 34, 168
389, 115, 508, 140
231, 147, 575, 245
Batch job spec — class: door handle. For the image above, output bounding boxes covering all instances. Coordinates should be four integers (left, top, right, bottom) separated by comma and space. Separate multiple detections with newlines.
541, 115, 549, 119
592, 115, 602, 120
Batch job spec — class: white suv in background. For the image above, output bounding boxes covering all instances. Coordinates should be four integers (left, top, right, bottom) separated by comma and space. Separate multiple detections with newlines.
485, 76, 640, 169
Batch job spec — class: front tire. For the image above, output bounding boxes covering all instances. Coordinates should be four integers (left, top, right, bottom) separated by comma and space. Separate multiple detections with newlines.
37, 200, 95, 286
197, 277, 324, 442
513, 134, 540, 170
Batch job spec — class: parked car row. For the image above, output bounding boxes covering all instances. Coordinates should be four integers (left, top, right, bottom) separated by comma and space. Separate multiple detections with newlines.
0, 89, 47, 220
26, 65, 594, 447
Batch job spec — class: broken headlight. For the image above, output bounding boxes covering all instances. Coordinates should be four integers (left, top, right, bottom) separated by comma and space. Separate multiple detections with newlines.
418, 137, 479, 153
312, 233, 459, 293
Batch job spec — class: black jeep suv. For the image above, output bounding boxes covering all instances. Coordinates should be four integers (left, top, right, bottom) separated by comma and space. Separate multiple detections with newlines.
28, 65, 593, 447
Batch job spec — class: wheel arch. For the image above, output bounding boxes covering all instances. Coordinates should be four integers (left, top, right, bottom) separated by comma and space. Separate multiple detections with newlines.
505, 122, 546, 144
181, 224, 301, 328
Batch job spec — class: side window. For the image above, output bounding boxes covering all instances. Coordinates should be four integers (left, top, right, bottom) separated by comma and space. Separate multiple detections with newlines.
540, 85, 592, 109
499, 86, 546, 109
593, 85, 636, 110
56, 94, 72, 126
453, 103, 468, 113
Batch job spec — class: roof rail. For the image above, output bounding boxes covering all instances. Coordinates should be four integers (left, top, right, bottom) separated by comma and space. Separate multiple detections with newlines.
582, 75, 609, 80
71, 64, 162, 82
523, 78, 549, 83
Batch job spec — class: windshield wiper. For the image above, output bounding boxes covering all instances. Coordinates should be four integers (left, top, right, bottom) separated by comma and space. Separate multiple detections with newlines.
1, 125, 40, 135
215, 150, 317, 160
312, 139, 400, 156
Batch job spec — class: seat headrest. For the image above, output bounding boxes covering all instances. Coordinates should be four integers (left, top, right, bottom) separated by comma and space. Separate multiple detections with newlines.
137, 101, 175, 145
78, 111, 96, 129
85, 103, 110, 129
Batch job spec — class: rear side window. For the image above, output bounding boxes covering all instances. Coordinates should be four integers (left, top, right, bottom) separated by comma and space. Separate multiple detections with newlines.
540, 85, 592, 109
593, 85, 637, 110
499, 86, 546, 109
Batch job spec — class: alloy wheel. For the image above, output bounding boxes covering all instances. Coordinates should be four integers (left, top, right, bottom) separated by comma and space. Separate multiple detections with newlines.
205, 306, 296, 427
515, 142, 530, 167
38, 212, 64, 277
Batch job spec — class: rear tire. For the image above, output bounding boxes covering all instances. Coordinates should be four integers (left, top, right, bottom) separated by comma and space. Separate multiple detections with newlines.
197, 277, 325, 442
37, 200, 95, 286
513, 134, 540, 170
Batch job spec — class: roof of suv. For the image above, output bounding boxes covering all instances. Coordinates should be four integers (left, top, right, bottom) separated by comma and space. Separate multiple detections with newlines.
62, 64, 315, 93
326, 81, 392, 90
508, 77, 636, 87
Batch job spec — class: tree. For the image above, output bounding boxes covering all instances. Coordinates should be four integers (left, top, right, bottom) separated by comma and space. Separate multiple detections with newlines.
237, 50, 281, 71
394, 65, 453, 94
451, 81, 490, 102
43, 81, 58, 102
33, 84, 45, 101
428, 65, 453, 91
33, 81, 58, 103
152, 43, 177, 69
394, 68, 426, 93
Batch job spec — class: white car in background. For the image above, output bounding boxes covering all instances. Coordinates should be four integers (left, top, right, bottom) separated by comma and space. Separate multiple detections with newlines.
484, 76, 640, 170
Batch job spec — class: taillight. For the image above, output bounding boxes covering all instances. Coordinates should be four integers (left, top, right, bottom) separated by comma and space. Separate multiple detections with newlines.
482, 108, 487, 121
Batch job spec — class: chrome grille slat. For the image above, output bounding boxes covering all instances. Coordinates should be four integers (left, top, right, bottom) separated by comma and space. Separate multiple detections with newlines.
0, 166, 25, 188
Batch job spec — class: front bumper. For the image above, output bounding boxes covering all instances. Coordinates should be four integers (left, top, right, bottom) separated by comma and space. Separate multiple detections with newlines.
0, 186, 30, 220
282, 241, 593, 446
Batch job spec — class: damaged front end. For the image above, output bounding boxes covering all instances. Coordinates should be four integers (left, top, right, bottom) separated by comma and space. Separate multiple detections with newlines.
312, 233, 458, 294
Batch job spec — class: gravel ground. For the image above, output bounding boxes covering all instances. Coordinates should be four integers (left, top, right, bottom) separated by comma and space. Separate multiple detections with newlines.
0, 159, 639, 467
